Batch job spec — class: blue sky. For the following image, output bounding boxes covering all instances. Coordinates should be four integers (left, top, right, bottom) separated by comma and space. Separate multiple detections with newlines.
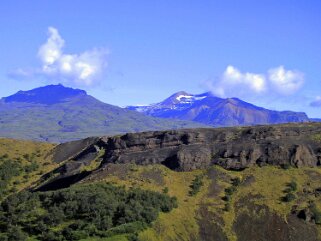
1, 0, 321, 117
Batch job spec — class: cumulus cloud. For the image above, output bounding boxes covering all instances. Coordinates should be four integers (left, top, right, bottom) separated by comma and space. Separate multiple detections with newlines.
208, 65, 304, 98
210, 65, 266, 97
268, 66, 304, 95
11, 27, 108, 86
310, 96, 321, 107
38, 27, 64, 66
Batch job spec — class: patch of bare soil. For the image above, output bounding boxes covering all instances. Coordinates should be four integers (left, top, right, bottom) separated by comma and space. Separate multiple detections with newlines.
233, 195, 320, 241
141, 168, 165, 185
197, 204, 228, 241
207, 168, 230, 198
305, 170, 321, 181
242, 175, 255, 187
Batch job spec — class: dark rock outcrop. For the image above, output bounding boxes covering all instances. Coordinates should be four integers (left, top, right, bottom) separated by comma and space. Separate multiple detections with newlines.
98, 123, 320, 171
51, 123, 321, 174
36, 123, 321, 191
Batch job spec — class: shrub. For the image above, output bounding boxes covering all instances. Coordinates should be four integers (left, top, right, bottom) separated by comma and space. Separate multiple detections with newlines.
224, 202, 231, 212
282, 193, 296, 202
287, 181, 297, 192
225, 186, 236, 196
0, 160, 22, 197
40, 231, 63, 241
231, 177, 241, 187
24, 161, 39, 173
222, 195, 231, 202
22, 154, 30, 161
162, 187, 169, 194
281, 163, 291, 170
281, 181, 298, 202
310, 204, 321, 225
7, 226, 28, 241
1, 154, 9, 159
0, 183, 177, 240
189, 175, 204, 196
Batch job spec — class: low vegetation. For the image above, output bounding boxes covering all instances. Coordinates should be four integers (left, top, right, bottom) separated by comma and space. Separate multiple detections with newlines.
282, 181, 298, 202
189, 174, 204, 196
1, 137, 321, 240
0, 138, 56, 200
0, 183, 177, 240
310, 203, 321, 225
0, 159, 21, 196
223, 177, 241, 211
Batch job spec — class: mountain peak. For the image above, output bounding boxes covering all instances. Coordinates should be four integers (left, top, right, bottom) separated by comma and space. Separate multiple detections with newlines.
161, 91, 193, 106
127, 91, 310, 126
3, 84, 87, 105
172, 91, 191, 97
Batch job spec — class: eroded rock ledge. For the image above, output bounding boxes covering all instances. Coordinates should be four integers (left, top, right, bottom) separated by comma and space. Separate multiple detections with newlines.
54, 123, 321, 172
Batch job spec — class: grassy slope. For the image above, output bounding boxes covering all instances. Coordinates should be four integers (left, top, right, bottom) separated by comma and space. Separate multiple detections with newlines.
0, 138, 57, 197
80, 164, 321, 241
1, 138, 320, 240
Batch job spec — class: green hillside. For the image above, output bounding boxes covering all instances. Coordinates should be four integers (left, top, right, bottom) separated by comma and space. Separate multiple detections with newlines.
0, 138, 56, 200
0, 136, 321, 241
75, 164, 321, 241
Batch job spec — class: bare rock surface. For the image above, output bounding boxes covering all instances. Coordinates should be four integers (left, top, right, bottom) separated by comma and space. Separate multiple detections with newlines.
56, 123, 321, 172
92, 123, 321, 171
40, 123, 321, 190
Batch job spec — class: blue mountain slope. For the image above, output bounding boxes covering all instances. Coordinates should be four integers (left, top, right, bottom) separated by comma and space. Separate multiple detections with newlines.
0, 85, 206, 142
127, 91, 310, 126
3, 84, 86, 105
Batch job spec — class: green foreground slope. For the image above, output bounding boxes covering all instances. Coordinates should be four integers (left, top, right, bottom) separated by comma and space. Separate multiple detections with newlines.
80, 164, 321, 241
0, 138, 56, 199
0, 138, 321, 241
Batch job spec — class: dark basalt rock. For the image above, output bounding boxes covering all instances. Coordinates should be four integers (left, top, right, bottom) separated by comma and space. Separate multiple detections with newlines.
96, 123, 321, 171
37, 123, 321, 191
31, 123, 321, 190
53, 123, 321, 173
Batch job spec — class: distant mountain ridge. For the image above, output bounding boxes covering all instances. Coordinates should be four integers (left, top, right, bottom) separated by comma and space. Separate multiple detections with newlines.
310, 118, 321, 122
3, 84, 86, 105
127, 91, 310, 126
0, 85, 206, 142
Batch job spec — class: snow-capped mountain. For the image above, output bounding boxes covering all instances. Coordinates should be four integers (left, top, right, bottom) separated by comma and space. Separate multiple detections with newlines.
129, 91, 213, 112
127, 91, 310, 127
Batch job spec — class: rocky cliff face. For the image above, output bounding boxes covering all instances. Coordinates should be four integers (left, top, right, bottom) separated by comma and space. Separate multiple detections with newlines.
37, 123, 321, 190
99, 123, 321, 170
51, 122, 320, 171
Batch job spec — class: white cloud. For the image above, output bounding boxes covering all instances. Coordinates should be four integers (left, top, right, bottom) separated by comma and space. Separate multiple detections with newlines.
11, 27, 108, 86
223, 65, 266, 92
38, 27, 64, 66
208, 65, 304, 98
268, 66, 304, 95
210, 65, 266, 97
310, 96, 321, 107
